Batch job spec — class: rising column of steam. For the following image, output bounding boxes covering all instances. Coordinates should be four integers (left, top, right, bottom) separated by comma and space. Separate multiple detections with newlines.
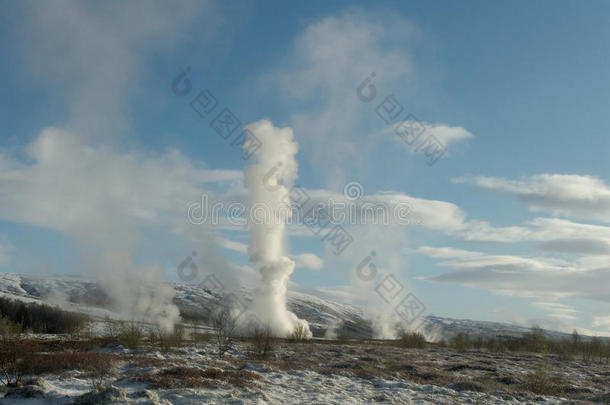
242, 120, 312, 337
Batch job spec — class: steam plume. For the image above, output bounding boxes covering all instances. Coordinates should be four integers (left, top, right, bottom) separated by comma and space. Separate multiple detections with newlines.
243, 120, 311, 337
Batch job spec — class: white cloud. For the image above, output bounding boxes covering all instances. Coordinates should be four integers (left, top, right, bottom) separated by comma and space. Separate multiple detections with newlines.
422, 123, 474, 146
419, 245, 610, 304
379, 121, 474, 150
416, 246, 482, 260
205, 185, 468, 235
298, 188, 467, 231
266, 9, 417, 187
454, 174, 610, 223
532, 302, 578, 321
593, 315, 610, 329
460, 217, 610, 256
0, 128, 235, 241
293, 253, 324, 271
217, 237, 248, 254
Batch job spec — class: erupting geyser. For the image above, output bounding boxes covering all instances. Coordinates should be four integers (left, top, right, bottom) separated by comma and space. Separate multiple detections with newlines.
243, 120, 312, 338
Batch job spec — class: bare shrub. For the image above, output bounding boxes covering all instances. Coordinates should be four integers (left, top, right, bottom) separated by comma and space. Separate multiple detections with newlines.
150, 324, 185, 351
571, 329, 580, 351
0, 319, 35, 386
211, 307, 237, 357
485, 337, 506, 353
525, 364, 565, 395
0, 317, 23, 341
17, 350, 117, 389
84, 354, 117, 389
590, 336, 604, 364
0, 340, 29, 386
551, 338, 574, 361
451, 333, 471, 352
252, 325, 275, 359
399, 332, 427, 348
288, 323, 309, 342
103, 317, 122, 340
187, 322, 210, 343
21, 351, 119, 375
524, 326, 548, 353
119, 322, 144, 349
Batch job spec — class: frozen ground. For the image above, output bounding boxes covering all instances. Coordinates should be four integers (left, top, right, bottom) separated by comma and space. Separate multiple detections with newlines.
1, 338, 608, 405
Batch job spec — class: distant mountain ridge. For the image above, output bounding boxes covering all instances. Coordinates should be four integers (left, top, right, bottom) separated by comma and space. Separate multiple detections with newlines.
0, 272, 597, 341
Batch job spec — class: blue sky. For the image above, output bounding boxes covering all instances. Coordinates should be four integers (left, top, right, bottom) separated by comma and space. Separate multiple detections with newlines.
1, 0, 609, 335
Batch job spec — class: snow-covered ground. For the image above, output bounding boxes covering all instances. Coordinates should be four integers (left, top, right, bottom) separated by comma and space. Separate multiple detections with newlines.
1, 339, 593, 405
1, 272, 608, 404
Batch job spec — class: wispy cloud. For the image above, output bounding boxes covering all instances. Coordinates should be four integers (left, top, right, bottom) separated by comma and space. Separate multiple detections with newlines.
378, 121, 474, 151
460, 217, 610, 255
454, 174, 610, 223
264, 9, 417, 187
532, 301, 578, 321
419, 245, 610, 304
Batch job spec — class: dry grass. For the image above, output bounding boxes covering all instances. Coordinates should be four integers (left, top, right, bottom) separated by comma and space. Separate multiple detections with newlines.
0, 339, 39, 386
137, 366, 263, 389
399, 332, 427, 349
22, 351, 121, 374
148, 325, 185, 351
524, 365, 566, 396
119, 322, 144, 349
250, 326, 275, 359
1, 340, 120, 388
3, 335, 606, 402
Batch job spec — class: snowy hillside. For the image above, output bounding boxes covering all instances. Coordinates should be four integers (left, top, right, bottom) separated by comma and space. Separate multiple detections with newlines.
0, 272, 585, 340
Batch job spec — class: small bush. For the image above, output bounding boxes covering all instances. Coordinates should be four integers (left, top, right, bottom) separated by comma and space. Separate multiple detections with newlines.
0, 337, 37, 386
399, 332, 427, 349
150, 324, 185, 351
288, 323, 309, 342
251, 325, 275, 359
119, 322, 144, 349
451, 333, 471, 352
525, 365, 565, 395
524, 326, 548, 353
485, 337, 506, 353
210, 307, 237, 357
21, 351, 120, 375
0, 337, 118, 388
0, 317, 23, 339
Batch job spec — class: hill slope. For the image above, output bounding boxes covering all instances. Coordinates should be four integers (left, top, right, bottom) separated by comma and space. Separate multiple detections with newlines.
0, 272, 591, 340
